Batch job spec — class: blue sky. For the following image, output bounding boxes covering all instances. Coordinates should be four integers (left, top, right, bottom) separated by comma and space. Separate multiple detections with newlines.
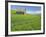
11, 5, 41, 14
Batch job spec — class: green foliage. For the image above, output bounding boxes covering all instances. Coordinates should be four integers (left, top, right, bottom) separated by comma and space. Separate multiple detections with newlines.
11, 10, 41, 31
11, 10, 16, 14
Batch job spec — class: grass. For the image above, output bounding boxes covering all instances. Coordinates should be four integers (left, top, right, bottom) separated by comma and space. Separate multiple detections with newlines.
11, 10, 41, 31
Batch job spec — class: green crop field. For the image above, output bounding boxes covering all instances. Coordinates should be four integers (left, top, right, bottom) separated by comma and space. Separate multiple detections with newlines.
11, 10, 41, 31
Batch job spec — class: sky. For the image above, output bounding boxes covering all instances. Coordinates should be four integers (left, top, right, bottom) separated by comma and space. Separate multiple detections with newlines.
11, 5, 41, 14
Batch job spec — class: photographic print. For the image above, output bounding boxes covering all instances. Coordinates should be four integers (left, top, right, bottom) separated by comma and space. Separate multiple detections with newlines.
11, 5, 41, 31
5, 1, 45, 36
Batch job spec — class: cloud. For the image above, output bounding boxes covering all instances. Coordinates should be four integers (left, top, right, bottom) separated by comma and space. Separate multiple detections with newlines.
26, 11, 41, 14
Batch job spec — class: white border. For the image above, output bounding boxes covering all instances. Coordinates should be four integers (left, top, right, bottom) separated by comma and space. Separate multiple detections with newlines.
8, 2, 43, 35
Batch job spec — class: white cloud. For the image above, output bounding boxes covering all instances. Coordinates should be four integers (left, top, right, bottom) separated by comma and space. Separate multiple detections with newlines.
26, 11, 41, 14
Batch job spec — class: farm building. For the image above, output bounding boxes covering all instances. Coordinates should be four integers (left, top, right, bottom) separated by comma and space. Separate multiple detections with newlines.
16, 8, 26, 14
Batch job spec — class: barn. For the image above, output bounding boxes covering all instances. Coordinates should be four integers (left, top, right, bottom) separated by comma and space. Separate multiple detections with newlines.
16, 8, 26, 14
